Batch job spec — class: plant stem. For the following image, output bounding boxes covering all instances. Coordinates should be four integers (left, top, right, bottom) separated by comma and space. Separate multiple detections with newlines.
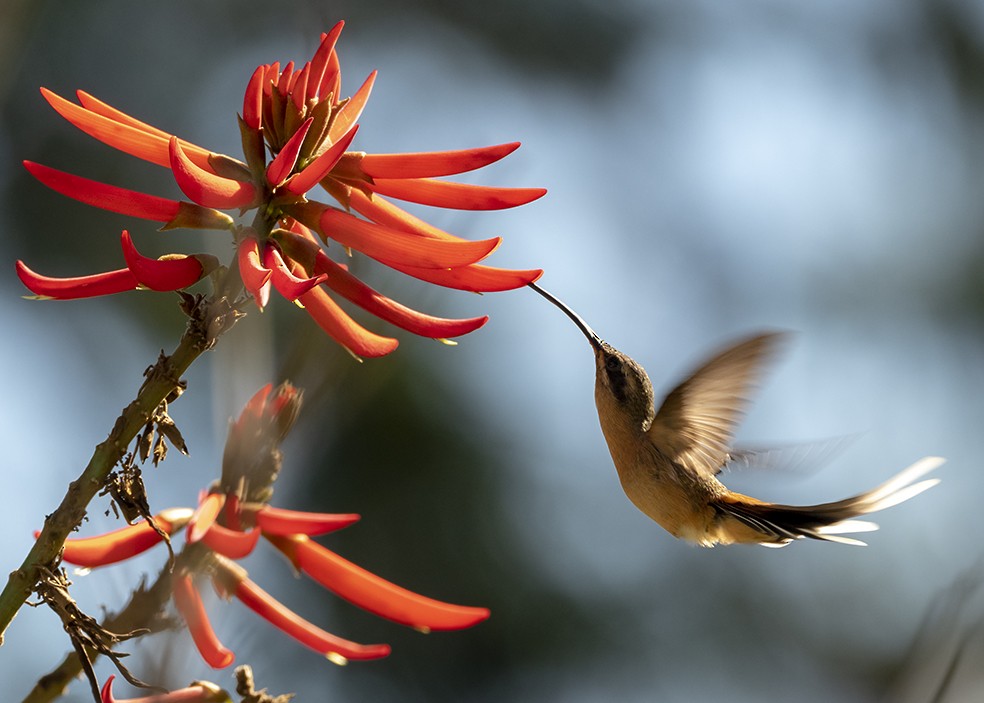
0, 295, 238, 644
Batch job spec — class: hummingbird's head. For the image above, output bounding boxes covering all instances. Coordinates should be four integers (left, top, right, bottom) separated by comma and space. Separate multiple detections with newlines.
593, 342, 656, 432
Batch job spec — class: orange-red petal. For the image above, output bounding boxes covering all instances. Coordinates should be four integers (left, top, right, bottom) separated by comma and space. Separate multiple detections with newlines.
308, 22, 344, 102
41, 88, 214, 172
100, 675, 217, 703
290, 202, 500, 269
327, 71, 375, 144
243, 66, 265, 131
201, 523, 261, 560
389, 261, 544, 293
263, 246, 326, 301
368, 177, 547, 211
359, 142, 521, 179
227, 575, 391, 663
297, 284, 399, 358
15, 261, 137, 300
255, 506, 360, 536
285, 124, 359, 195
266, 117, 313, 187
23, 161, 181, 222
315, 251, 488, 337
169, 138, 257, 209
267, 534, 490, 631
54, 511, 189, 567
237, 237, 272, 310
345, 188, 460, 241
121, 231, 214, 291
172, 574, 235, 669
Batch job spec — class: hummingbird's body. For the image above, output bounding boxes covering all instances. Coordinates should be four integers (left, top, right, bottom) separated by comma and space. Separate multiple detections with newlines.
531, 282, 942, 547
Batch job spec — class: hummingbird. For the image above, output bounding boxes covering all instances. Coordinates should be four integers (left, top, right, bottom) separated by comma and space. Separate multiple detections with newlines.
528, 282, 942, 547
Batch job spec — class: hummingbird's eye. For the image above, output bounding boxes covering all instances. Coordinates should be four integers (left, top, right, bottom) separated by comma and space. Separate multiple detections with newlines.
605, 356, 620, 371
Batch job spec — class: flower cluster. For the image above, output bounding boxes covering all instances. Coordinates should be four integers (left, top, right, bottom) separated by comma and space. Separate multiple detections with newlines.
17, 21, 544, 357
52, 383, 488, 671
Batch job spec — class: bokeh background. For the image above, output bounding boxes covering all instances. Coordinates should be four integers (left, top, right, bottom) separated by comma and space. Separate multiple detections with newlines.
2, 1, 983, 700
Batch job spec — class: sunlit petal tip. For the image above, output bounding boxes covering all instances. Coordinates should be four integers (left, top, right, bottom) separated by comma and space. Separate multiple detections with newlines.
237, 237, 272, 310
392, 263, 544, 293
169, 137, 257, 210
255, 506, 360, 536
308, 22, 345, 102
187, 493, 226, 544
172, 574, 235, 669
243, 65, 265, 130
266, 117, 314, 187
285, 123, 360, 195
369, 178, 547, 211
120, 231, 209, 292
15, 260, 137, 301
23, 161, 182, 222
225, 574, 391, 662
359, 142, 522, 179
201, 523, 261, 560
268, 534, 491, 631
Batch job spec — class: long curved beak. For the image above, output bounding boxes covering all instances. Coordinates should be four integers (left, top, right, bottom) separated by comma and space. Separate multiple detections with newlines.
528, 282, 603, 351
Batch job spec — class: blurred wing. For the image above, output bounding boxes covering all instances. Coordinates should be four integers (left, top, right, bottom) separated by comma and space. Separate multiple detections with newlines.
646, 332, 787, 477
723, 434, 860, 476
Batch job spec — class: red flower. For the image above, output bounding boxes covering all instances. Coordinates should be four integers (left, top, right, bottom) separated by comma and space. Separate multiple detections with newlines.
100, 675, 226, 703
49, 383, 489, 668
17, 21, 545, 357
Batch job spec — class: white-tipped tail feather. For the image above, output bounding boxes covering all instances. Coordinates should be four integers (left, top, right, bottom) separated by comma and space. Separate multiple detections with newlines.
717, 456, 944, 547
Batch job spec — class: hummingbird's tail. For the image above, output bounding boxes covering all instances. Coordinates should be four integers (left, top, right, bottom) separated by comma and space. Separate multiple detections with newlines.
713, 456, 944, 547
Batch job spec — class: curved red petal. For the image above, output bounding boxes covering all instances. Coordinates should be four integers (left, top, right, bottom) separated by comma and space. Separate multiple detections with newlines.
308, 22, 344, 102
172, 574, 235, 669
345, 188, 459, 241
388, 261, 544, 293
169, 137, 257, 209
42, 88, 214, 171
255, 506, 360, 536
314, 251, 488, 338
120, 231, 209, 291
15, 260, 137, 300
201, 523, 261, 560
298, 285, 399, 358
296, 204, 500, 269
55, 514, 185, 567
263, 246, 326, 301
237, 237, 272, 310
266, 117, 313, 187
269, 535, 490, 631
24, 161, 181, 222
229, 575, 390, 663
327, 71, 375, 143
76, 90, 174, 140
243, 66, 265, 130
285, 124, 359, 195
359, 142, 521, 179
369, 177, 547, 211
